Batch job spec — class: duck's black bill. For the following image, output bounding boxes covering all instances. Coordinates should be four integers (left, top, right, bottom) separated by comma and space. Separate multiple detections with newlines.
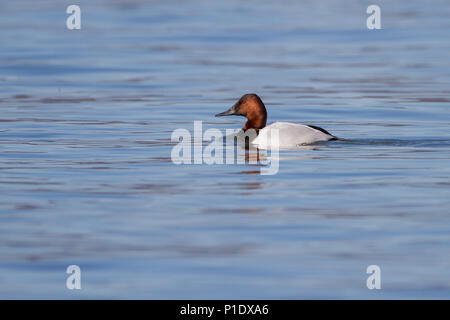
215, 103, 238, 117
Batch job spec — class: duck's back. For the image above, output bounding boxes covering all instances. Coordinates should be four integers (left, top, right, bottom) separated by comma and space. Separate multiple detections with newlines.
252, 121, 335, 148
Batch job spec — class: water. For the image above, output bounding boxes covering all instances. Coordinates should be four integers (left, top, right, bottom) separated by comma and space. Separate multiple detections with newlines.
1, 0, 450, 299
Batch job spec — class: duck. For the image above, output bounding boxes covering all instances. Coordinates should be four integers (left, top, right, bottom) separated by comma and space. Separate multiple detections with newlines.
215, 93, 338, 148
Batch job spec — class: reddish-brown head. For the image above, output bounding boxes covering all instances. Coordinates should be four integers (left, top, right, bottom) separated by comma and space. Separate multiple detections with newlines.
215, 93, 267, 131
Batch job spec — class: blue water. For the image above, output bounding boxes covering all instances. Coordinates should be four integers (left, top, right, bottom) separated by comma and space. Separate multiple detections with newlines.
1, 0, 449, 299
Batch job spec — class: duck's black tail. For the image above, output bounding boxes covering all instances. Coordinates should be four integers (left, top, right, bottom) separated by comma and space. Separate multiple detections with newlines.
306, 125, 344, 142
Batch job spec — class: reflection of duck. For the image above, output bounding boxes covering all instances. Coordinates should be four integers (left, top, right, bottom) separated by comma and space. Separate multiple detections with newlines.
216, 93, 338, 148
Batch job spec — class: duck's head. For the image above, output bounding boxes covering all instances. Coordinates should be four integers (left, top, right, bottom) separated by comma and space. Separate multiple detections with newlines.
215, 93, 267, 131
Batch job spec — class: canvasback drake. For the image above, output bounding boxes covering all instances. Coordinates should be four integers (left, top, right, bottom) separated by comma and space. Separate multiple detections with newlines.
215, 93, 338, 148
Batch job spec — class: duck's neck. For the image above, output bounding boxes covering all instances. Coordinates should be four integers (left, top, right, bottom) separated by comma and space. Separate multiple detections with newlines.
242, 111, 267, 132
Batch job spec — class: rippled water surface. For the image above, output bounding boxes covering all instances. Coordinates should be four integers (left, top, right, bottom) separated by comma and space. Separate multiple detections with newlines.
1, 0, 450, 298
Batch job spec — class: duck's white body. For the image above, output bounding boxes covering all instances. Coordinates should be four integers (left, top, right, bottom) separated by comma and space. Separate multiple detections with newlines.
252, 121, 335, 149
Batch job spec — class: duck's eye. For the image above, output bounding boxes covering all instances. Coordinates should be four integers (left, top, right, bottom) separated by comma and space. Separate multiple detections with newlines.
241, 101, 246, 105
